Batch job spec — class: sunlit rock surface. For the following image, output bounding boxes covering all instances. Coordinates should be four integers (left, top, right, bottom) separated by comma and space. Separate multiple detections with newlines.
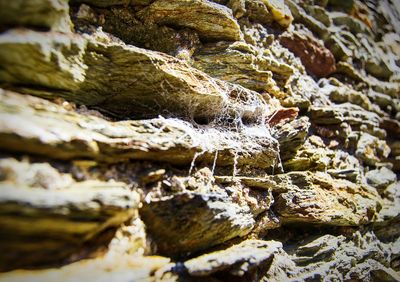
0, 0, 399, 280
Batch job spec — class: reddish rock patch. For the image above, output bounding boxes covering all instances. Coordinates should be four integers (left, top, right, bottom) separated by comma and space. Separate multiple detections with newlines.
279, 32, 336, 78
267, 107, 299, 126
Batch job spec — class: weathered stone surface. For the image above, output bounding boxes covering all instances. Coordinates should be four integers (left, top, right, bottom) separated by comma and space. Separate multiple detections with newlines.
162, 230, 400, 281
280, 30, 336, 77
228, 0, 272, 24
283, 135, 362, 177
0, 255, 170, 282
310, 102, 389, 139
0, 157, 140, 271
225, 0, 293, 28
310, 103, 381, 128
329, 11, 372, 36
239, 19, 275, 48
286, 0, 329, 39
141, 192, 253, 256
0, 29, 265, 121
0, 0, 72, 32
271, 116, 310, 161
288, 0, 400, 83
356, 132, 391, 167
71, 0, 153, 7
216, 170, 380, 226
366, 167, 397, 190
182, 240, 283, 278
273, 171, 380, 226
319, 78, 378, 114
0, 89, 279, 170
376, 182, 400, 224
262, 0, 293, 28
192, 41, 289, 96
72, 3, 202, 57
303, 4, 331, 26
286, 231, 400, 281
137, 0, 243, 41
0, 0, 399, 279
139, 169, 258, 256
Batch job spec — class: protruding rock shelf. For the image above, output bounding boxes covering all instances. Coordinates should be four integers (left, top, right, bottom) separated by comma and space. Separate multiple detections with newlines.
0, 29, 266, 121
0, 158, 140, 271
0, 89, 279, 169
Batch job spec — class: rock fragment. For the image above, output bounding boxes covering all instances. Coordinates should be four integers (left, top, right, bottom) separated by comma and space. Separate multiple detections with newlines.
140, 191, 255, 256
0, 255, 171, 282
0, 0, 72, 32
0, 89, 279, 170
280, 31, 336, 77
366, 167, 397, 190
273, 171, 380, 226
0, 29, 265, 121
0, 158, 140, 271
137, 0, 243, 41
183, 239, 284, 279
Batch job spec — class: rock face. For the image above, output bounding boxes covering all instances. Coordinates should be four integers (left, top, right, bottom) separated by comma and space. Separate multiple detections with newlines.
0, 0, 399, 281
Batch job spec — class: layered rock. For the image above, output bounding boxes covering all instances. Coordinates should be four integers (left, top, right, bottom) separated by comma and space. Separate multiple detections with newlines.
140, 167, 276, 256
0, 158, 140, 271
0, 0, 399, 280
137, 0, 243, 41
0, 89, 279, 170
0, 255, 171, 282
0, 28, 265, 121
0, 0, 72, 32
192, 41, 288, 97
279, 30, 336, 77
179, 239, 285, 280
273, 171, 379, 226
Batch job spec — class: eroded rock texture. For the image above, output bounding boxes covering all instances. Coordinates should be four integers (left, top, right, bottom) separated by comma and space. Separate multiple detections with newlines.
0, 0, 399, 281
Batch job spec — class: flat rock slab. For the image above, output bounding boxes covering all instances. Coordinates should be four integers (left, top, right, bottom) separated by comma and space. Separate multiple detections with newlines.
0, 255, 170, 282
0, 28, 265, 121
274, 171, 380, 226
192, 41, 291, 97
0, 0, 72, 32
0, 158, 139, 271
183, 239, 283, 278
0, 89, 279, 169
140, 191, 255, 256
217, 171, 381, 226
310, 103, 381, 128
137, 0, 243, 41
